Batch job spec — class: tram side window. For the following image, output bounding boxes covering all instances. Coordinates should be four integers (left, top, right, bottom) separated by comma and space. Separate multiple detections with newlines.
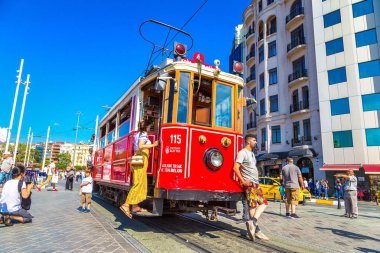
166, 74, 176, 123
108, 116, 116, 143
192, 78, 212, 126
215, 83, 232, 128
119, 101, 131, 137
100, 126, 106, 148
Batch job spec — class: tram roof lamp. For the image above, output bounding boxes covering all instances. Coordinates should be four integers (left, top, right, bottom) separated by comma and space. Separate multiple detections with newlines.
174, 42, 187, 57
233, 61, 244, 74
155, 72, 178, 92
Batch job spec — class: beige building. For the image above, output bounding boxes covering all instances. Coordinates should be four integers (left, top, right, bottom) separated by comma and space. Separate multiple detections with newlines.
242, 0, 323, 180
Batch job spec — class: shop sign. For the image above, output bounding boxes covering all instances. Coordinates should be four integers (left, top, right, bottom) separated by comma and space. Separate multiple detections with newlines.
263, 159, 277, 166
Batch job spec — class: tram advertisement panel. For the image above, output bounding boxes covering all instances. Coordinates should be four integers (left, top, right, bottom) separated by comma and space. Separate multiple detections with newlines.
158, 126, 188, 188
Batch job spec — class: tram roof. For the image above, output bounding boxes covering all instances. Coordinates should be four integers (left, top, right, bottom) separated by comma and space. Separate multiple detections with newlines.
100, 58, 244, 126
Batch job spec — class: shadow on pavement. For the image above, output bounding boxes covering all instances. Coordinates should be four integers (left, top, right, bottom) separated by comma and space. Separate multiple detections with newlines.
315, 227, 380, 242
355, 247, 380, 253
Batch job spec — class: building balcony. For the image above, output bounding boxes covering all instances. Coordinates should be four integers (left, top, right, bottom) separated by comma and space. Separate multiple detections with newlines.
246, 51, 255, 65
286, 7, 305, 29
289, 100, 310, 117
288, 69, 308, 88
245, 31, 255, 45
246, 121, 257, 130
246, 74, 256, 85
244, 5, 254, 25
266, 28, 277, 37
287, 36, 306, 58
291, 136, 312, 147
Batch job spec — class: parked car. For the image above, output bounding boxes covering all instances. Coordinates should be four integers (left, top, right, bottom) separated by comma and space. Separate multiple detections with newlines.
259, 177, 311, 202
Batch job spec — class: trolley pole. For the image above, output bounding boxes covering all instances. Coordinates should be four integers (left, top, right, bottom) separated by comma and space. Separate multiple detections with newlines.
41, 126, 50, 171
13, 74, 31, 162
24, 127, 31, 165
5, 59, 24, 153
26, 133, 34, 167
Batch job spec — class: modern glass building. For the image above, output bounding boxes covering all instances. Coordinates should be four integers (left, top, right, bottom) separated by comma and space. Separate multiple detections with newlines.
312, 0, 380, 194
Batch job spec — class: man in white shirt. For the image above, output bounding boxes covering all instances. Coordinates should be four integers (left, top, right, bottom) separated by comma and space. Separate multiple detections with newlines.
0, 151, 14, 185
37, 158, 58, 192
335, 169, 358, 218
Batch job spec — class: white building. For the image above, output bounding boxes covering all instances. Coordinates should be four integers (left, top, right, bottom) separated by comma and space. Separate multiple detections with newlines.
312, 0, 380, 193
242, 0, 324, 180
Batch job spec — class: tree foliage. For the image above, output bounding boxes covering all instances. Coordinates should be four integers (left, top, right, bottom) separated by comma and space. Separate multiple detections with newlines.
56, 153, 72, 169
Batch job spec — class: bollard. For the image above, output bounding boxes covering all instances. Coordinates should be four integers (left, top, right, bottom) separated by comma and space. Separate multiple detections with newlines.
337, 196, 341, 209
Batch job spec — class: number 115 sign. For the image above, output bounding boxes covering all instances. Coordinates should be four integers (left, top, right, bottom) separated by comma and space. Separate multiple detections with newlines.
160, 127, 188, 174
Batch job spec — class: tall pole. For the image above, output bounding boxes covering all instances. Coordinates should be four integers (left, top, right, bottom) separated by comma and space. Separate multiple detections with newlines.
13, 74, 31, 162
93, 115, 99, 152
41, 126, 50, 170
5, 59, 24, 153
73, 111, 82, 166
24, 127, 31, 165
26, 133, 33, 167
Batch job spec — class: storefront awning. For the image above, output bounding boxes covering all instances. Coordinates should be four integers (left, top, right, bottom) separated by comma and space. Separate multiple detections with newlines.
256, 152, 288, 161
363, 164, 380, 174
288, 148, 317, 158
320, 165, 360, 171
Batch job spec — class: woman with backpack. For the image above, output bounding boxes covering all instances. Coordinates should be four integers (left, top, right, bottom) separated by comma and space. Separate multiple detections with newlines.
0, 165, 33, 226
66, 162, 75, 191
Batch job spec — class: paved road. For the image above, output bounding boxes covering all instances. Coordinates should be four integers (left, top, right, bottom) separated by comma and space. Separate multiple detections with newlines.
1, 181, 379, 253
0, 182, 146, 253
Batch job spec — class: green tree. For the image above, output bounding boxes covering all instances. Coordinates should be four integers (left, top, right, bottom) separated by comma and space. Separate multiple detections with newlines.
56, 153, 72, 169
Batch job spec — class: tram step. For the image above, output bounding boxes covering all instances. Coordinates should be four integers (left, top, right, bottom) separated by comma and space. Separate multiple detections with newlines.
133, 210, 161, 217
216, 207, 237, 216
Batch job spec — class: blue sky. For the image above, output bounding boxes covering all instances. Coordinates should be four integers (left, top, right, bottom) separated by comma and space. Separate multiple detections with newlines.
0, 0, 249, 144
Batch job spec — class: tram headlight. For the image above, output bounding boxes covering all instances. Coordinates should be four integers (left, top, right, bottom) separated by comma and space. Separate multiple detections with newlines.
203, 148, 224, 172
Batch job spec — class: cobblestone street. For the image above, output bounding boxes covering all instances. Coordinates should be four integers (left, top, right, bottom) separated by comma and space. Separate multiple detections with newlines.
1, 182, 379, 253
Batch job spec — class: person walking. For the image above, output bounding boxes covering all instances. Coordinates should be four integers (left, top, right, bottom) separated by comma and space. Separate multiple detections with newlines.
37, 158, 58, 191
323, 180, 329, 200
280, 157, 304, 219
315, 180, 321, 199
308, 178, 314, 196
233, 134, 269, 241
66, 162, 75, 191
335, 179, 343, 199
0, 151, 14, 186
335, 169, 358, 218
119, 120, 158, 219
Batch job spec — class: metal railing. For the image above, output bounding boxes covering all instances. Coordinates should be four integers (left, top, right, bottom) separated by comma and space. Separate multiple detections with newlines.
291, 136, 312, 147
286, 7, 304, 24
290, 100, 309, 113
287, 36, 306, 52
246, 122, 257, 129
246, 73, 256, 83
288, 68, 308, 83
245, 29, 255, 39
246, 51, 255, 61
261, 143, 266, 151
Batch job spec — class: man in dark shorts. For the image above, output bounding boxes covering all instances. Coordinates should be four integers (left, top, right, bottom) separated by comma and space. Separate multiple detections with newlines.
234, 134, 269, 241
280, 157, 304, 218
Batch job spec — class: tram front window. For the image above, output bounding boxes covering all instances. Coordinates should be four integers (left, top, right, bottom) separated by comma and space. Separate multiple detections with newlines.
192, 78, 212, 126
215, 83, 232, 128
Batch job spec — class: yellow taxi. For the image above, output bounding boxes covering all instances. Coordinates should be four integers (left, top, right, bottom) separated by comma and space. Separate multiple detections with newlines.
259, 177, 312, 202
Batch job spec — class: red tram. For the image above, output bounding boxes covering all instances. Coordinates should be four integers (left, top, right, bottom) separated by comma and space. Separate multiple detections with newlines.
93, 22, 246, 218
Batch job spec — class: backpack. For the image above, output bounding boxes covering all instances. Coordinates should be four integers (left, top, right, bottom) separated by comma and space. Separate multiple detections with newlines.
18, 179, 32, 210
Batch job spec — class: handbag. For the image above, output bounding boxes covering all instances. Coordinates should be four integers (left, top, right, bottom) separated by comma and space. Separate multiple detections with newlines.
51, 174, 59, 183
129, 155, 144, 166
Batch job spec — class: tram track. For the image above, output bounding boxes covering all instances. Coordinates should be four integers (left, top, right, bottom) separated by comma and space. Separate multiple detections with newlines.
93, 194, 295, 253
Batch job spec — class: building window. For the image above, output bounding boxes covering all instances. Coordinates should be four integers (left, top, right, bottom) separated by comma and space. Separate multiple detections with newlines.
260, 73, 265, 89
303, 119, 311, 140
352, 0, 374, 18
359, 60, 380, 78
251, 87, 257, 99
259, 45, 264, 62
261, 128, 267, 145
293, 121, 300, 142
268, 41, 276, 57
355, 29, 377, 48
366, 128, 380, 146
328, 67, 347, 85
267, 0, 274, 5
268, 68, 277, 85
362, 93, 380, 111
330, 98, 350, 116
323, 9, 341, 28
272, 125, 281, 144
268, 18, 277, 35
269, 95, 278, 112
260, 99, 265, 115
259, 0, 263, 12
333, 130, 353, 148
326, 37, 344, 56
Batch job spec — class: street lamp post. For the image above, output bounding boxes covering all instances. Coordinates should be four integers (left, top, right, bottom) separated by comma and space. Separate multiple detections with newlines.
14, 74, 31, 161
26, 132, 33, 167
41, 126, 50, 170
24, 127, 31, 166
73, 111, 83, 166
5, 59, 24, 153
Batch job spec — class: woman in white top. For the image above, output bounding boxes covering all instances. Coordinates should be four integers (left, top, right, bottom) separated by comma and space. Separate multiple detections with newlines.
0, 165, 33, 226
120, 120, 158, 219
